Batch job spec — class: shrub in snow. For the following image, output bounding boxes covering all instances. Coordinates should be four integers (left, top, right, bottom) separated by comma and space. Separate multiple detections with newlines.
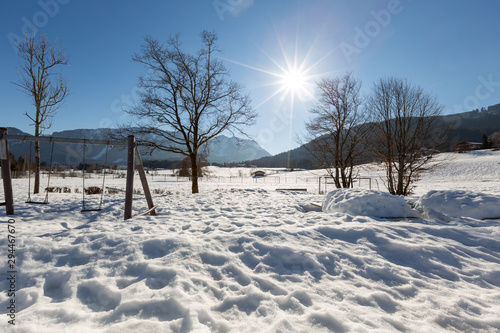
84, 186, 102, 195
322, 189, 421, 218
415, 190, 500, 219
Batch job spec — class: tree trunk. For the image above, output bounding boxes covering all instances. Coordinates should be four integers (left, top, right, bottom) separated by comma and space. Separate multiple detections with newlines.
387, 163, 395, 195
397, 159, 405, 195
334, 163, 341, 188
190, 153, 199, 194
34, 123, 41, 194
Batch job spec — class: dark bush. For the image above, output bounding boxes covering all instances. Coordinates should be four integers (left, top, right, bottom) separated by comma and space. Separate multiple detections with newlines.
45, 187, 62, 193
84, 186, 102, 195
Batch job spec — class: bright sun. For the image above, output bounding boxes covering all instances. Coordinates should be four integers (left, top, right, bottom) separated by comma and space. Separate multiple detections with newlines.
219, 33, 326, 109
280, 68, 307, 92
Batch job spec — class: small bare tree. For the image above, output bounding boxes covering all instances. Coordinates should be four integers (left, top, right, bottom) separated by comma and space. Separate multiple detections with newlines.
13, 32, 69, 193
176, 154, 209, 178
302, 72, 371, 188
368, 77, 443, 195
125, 31, 255, 193
489, 132, 500, 148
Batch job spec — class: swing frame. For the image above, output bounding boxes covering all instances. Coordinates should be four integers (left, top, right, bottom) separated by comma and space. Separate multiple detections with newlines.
0, 128, 156, 220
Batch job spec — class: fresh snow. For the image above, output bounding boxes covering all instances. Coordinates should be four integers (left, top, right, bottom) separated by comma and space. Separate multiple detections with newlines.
322, 189, 421, 218
416, 190, 500, 220
1, 150, 500, 332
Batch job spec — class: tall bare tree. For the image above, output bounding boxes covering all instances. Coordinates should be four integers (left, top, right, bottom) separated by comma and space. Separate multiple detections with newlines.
126, 31, 255, 193
13, 33, 69, 193
368, 77, 443, 195
303, 72, 371, 188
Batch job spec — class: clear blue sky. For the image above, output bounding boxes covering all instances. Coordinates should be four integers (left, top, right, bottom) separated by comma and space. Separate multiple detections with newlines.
1, 0, 499, 155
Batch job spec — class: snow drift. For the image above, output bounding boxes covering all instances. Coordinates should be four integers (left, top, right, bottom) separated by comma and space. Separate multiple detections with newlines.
322, 189, 421, 218
416, 190, 500, 219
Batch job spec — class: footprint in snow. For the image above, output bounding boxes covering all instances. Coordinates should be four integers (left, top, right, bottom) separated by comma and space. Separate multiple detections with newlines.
77, 280, 121, 312
43, 270, 72, 302
199, 252, 229, 266
145, 268, 177, 290
142, 238, 178, 259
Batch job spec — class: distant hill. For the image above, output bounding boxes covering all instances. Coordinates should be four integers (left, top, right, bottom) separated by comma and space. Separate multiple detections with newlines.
5, 128, 270, 166
438, 104, 500, 149
243, 103, 500, 169
237, 145, 315, 169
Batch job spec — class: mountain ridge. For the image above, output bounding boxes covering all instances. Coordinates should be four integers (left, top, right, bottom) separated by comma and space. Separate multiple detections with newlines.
5, 128, 271, 166
241, 103, 500, 169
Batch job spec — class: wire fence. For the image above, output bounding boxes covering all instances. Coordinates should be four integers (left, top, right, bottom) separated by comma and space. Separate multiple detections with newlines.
2, 167, 380, 194
320, 176, 381, 194
5, 170, 127, 180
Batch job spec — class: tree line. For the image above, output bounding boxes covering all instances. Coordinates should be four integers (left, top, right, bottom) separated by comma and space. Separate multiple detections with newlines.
301, 72, 443, 196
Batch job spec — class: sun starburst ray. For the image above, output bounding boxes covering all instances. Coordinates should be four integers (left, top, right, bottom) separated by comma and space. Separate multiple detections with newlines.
221, 27, 335, 119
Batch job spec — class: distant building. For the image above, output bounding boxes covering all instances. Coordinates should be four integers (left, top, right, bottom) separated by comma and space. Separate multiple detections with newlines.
252, 170, 266, 178
456, 142, 482, 153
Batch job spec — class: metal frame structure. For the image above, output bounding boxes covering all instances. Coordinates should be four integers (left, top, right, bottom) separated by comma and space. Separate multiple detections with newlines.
0, 128, 156, 220
318, 176, 376, 194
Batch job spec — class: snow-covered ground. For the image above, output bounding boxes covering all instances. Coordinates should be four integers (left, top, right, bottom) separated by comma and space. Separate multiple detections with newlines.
1, 150, 500, 332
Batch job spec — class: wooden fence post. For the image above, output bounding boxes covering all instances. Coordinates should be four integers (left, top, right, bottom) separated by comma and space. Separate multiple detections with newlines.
124, 135, 135, 220
135, 146, 156, 216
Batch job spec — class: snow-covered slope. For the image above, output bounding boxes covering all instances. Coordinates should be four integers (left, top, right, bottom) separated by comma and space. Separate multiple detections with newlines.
0, 150, 500, 332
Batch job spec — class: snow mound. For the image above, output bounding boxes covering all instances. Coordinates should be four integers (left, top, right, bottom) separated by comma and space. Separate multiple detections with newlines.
322, 189, 421, 218
415, 190, 500, 219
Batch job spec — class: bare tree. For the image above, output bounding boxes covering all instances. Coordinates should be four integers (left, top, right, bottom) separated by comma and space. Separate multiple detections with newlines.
488, 132, 500, 148
13, 32, 69, 194
368, 77, 443, 195
302, 72, 371, 188
125, 31, 255, 193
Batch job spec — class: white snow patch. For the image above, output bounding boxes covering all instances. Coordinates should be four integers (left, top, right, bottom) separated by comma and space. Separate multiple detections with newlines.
322, 188, 421, 218
416, 190, 500, 219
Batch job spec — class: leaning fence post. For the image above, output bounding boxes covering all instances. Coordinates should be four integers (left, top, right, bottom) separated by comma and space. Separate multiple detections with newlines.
135, 146, 156, 216
0, 128, 14, 215
124, 135, 135, 220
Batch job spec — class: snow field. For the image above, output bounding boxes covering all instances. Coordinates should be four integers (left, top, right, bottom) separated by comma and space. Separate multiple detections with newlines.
0, 150, 499, 332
